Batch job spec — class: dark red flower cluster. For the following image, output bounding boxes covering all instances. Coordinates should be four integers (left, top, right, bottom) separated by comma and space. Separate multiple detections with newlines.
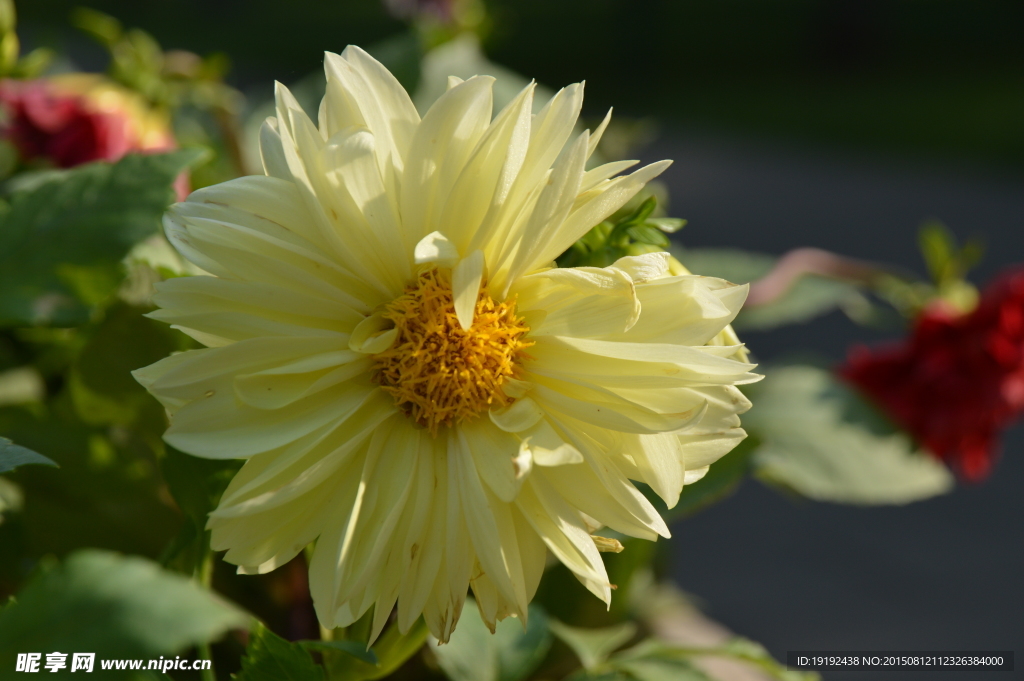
0, 79, 140, 168
841, 268, 1024, 481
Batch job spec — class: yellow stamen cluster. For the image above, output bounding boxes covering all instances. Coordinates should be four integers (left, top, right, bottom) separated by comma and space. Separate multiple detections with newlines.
373, 268, 533, 435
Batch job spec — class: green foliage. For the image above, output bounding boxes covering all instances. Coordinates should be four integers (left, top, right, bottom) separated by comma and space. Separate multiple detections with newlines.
0, 150, 205, 327
432, 601, 552, 681
549, 620, 636, 671
70, 302, 187, 427
919, 221, 983, 290
0, 403, 179, 558
160, 446, 242, 574
673, 247, 870, 331
566, 637, 819, 681
0, 0, 54, 78
557, 197, 684, 268
0, 435, 57, 473
745, 365, 954, 504
299, 640, 378, 666
569, 654, 713, 681
0, 549, 249, 668
914, 221, 982, 313
236, 622, 326, 681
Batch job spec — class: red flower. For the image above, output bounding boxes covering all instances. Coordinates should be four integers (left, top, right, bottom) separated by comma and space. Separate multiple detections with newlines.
841, 268, 1024, 481
0, 76, 188, 199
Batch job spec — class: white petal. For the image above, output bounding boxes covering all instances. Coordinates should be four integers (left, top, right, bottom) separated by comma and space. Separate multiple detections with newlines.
459, 419, 521, 503
440, 81, 534, 253
350, 313, 398, 354
401, 76, 494, 250
259, 117, 291, 180
414, 231, 460, 267
519, 160, 671, 278
518, 418, 584, 466
452, 249, 484, 330
489, 396, 545, 433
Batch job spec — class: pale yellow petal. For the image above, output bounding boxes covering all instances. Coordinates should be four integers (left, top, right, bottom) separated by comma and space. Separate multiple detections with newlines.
413, 230, 460, 267
452, 249, 485, 330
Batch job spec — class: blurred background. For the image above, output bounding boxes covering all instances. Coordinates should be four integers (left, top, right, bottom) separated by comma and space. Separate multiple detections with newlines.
13, 1, 1024, 678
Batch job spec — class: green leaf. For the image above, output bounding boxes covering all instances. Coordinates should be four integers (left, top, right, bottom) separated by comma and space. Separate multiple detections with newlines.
328, 616, 427, 681
557, 194, 688, 268
624, 224, 670, 248
160, 446, 242, 573
0, 436, 57, 473
237, 622, 324, 681
299, 640, 378, 666
549, 619, 636, 671
702, 638, 817, 681
745, 365, 954, 504
431, 600, 552, 681
737, 277, 868, 331
673, 247, 868, 331
919, 221, 957, 286
671, 247, 774, 284
0, 150, 205, 327
0, 407, 179, 558
566, 672, 630, 681
613, 656, 714, 681
569, 639, 713, 680
70, 303, 185, 427
606, 639, 818, 681
0, 549, 249, 667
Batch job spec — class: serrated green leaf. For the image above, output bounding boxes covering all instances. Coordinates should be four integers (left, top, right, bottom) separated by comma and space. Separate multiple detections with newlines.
237, 622, 324, 681
431, 600, 552, 681
299, 640, 378, 666
0, 149, 205, 327
0, 549, 249, 667
0, 436, 57, 473
549, 619, 636, 671
745, 365, 954, 504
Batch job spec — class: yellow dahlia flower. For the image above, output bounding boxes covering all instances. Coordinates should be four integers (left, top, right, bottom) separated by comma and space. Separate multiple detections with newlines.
134, 47, 759, 643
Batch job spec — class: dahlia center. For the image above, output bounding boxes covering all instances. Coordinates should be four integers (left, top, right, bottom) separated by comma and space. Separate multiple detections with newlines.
372, 268, 532, 435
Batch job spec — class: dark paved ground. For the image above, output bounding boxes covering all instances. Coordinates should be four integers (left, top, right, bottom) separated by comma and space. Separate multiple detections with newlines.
646, 134, 1024, 681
